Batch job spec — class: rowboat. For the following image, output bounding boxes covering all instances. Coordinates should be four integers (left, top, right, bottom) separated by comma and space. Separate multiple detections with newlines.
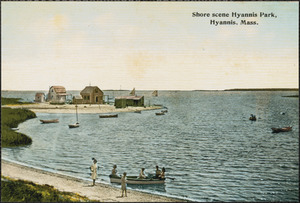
109, 175, 165, 185
40, 119, 59, 124
99, 114, 118, 118
271, 126, 292, 133
155, 112, 165, 116
134, 110, 141, 113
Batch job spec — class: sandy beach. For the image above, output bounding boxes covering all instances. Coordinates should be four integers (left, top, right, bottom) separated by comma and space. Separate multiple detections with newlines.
1, 160, 185, 202
3, 103, 162, 114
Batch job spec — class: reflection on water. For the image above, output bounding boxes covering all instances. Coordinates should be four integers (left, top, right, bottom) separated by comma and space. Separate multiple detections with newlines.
1, 91, 299, 202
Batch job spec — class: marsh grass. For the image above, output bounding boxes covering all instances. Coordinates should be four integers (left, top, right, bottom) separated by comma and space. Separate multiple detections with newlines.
1, 176, 93, 202
1, 98, 37, 147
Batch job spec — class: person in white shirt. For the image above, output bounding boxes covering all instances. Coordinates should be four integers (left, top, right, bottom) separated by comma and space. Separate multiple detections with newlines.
90, 158, 97, 186
121, 172, 127, 197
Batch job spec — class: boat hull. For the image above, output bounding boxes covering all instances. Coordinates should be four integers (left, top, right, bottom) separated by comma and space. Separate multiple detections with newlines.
40, 119, 59, 124
99, 114, 118, 118
109, 175, 165, 185
69, 124, 79, 128
272, 127, 292, 133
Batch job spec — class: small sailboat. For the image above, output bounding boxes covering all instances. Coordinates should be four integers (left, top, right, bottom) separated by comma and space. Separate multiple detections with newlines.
130, 88, 135, 96
152, 90, 158, 97
69, 105, 79, 128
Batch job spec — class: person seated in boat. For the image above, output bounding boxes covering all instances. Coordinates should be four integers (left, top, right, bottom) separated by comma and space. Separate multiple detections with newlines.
155, 165, 161, 178
138, 168, 146, 179
159, 167, 165, 180
111, 165, 118, 177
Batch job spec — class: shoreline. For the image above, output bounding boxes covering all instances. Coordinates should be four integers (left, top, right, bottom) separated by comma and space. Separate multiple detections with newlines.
1, 159, 186, 202
2, 103, 162, 114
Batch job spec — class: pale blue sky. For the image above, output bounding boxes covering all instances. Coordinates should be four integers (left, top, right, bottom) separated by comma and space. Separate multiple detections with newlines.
1, 1, 298, 90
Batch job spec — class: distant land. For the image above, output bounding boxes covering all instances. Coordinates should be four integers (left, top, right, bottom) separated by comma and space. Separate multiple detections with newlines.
224, 88, 298, 91
1, 88, 299, 92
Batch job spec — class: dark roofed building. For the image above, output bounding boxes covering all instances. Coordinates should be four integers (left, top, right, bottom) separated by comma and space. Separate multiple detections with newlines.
114, 96, 144, 108
80, 86, 103, 104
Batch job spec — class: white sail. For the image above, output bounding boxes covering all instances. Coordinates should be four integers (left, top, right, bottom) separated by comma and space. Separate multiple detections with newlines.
130, 88, 135, 96
152, 90, 158, 97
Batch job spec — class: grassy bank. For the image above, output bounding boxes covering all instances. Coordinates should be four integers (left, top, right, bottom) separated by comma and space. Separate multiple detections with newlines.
1, 97, 36, 147
1, 176, 93, 202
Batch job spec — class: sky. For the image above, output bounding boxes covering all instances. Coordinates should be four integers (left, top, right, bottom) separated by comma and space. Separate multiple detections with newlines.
1, 1, 298, 91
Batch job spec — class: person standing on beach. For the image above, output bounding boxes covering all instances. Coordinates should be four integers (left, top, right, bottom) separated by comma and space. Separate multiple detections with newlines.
121, 172, 127, 197
90, 158, 97, 186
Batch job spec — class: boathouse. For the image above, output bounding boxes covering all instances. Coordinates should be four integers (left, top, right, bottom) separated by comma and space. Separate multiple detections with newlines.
114, 96, 144, 108
35, 93, 45, 103
47, 86, 67, 104
80, 86, 103, 104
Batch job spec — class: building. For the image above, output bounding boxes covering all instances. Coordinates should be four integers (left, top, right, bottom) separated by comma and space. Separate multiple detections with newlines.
114, 96, 144, 108
35, 93, 45, 103
47, 86, 67, 103
80, 86, 103, 104
72, 95, 83, 104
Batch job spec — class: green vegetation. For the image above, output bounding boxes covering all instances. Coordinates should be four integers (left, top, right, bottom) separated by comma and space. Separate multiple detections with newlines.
1, 97, 36, 147
1, 97, 33, 105
1, 176, 93, 202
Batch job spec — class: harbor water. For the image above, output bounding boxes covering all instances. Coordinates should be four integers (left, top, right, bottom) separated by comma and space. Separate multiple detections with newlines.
1, 90, 299, 201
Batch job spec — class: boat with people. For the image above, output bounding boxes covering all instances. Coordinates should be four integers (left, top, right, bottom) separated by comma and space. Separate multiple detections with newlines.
40, 119, 59, 124
109, 175, 165, 185
249, 114, 256, 121
99, 114, 118, 118
271, 126, 292, 133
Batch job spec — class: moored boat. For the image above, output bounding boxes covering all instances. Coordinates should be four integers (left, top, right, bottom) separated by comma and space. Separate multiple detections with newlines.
109, 175, 165, 185
271, 126, 292, 133
40, 119, 59, 124
134, 110, 141, 113
69, 122, 79, 128
69, 105, 79, 128
99, 114, 118, 118
249, 114, 256, 121
155, 112, 165, 116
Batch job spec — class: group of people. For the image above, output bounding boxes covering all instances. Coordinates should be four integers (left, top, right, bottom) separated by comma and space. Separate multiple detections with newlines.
91, 161, 127, 197
139, 166, 165, 179
90, 158, 166, 198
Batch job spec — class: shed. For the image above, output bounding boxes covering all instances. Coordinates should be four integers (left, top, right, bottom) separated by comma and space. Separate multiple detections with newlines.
80, 86, 103, 104
72, 95, 83, 104
114, 96, 144, 108
35, 93, 45, 103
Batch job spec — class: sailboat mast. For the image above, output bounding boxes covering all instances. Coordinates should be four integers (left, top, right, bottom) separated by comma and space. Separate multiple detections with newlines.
75, 105, 78, 123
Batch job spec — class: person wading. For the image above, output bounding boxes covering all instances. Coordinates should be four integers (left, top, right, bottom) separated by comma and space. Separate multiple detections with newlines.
90, 158, 97, 186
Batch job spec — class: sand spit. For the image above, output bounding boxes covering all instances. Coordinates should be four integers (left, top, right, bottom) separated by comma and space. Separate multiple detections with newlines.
2, 103, 162, 114
1, 160, 185, 202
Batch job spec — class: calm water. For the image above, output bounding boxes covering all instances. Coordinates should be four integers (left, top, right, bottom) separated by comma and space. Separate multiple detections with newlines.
2, 90, 299, 202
